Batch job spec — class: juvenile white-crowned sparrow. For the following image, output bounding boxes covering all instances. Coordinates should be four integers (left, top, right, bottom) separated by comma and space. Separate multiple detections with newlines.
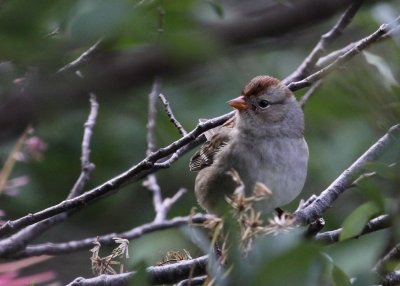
189, 75, 308, 215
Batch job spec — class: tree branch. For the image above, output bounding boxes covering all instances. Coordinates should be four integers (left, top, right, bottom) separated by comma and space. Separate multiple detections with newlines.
66, 272, 132, 286
382, 271, 400, 286
67, 255, 209, 286
57, 39, 103, 74
68, 93, 98, 199
0, 0, 356, 140
295, 124, 400, 224
0, 95, 99, 256
158, 93, 187, 136
0, 112, 231, 238
287, 21, 398, 91
10, 214, 209, 258
284, 0, 365, 84
315, 215, 391, 244
147, 255, 208, 285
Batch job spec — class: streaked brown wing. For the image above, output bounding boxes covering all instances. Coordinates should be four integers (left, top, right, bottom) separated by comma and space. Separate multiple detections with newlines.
189, 116, 235, 172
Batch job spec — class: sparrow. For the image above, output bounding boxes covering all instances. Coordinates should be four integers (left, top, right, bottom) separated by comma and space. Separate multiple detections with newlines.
189, 75, 308, 215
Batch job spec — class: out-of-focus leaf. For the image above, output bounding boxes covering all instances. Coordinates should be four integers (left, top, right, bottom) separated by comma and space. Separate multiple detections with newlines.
331, 264, 352, 286
363, 51, 399, 89
322, 253, 352, 286
356, 180, 385, 211
339, 202, 381, 241
230, 230, 321, 286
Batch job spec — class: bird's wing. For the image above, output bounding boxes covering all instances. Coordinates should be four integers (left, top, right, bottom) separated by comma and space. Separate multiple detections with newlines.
189, 116, 235, 172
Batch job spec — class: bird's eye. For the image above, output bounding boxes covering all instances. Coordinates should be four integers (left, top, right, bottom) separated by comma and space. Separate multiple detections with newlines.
258, 99, 270, 109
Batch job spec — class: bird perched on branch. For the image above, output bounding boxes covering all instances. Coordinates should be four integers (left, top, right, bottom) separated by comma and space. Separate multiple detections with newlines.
189, 75, 308, 215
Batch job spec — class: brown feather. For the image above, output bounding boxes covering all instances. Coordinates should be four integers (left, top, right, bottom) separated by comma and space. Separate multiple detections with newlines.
189, 117, 235, 172
241, 75, 281, 97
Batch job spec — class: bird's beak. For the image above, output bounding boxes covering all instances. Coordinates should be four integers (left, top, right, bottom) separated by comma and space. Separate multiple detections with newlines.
228, 96, 248, 110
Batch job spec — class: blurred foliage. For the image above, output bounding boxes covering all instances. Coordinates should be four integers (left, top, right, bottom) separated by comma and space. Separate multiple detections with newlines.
0, 0, 400, 284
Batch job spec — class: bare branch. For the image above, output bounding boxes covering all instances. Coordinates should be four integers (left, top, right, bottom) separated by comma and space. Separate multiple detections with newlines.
288, 22, 398, 91
158, 93, 188, 136
295, 124, 400, 224
284, 0, 364, 84
147, 255, 208, 285
382, 271, 400, 286
375, 242, 400, 276
58, 38, 103, 74
315, 215, 391, 244
0, 95, 99, 256
146, 79, 161, 156
312, 17, 400, 70
66, 272, 132, 286
68, 93, 98, 199
11, 214, 210, 258
154, 133, 209, 169
154, 188, 187, 222
67, 255, 209, 286
143, 78, 164, 221
0, 112, 232, 238
349, 162, 397, 188
142, 79, 187, 222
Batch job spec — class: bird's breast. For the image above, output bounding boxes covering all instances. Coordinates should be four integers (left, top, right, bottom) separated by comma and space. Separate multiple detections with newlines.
223, 136, 308, 210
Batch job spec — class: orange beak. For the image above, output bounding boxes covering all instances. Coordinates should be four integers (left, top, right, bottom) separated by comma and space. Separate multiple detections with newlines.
228, 96, 248, 110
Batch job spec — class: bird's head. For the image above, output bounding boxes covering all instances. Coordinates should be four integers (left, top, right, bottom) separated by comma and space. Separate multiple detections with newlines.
228, 75, 303, 136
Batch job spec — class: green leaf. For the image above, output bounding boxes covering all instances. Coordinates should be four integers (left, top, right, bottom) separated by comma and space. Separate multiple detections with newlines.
339, 202, 381, 241
331, 264, 352, 286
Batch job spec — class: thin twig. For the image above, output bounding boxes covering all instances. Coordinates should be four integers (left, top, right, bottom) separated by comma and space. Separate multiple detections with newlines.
155, 188, 187, 222
146, 78, 161, 156
158, 93, 188, 136
11, 214, 210, 258
0, 112, 232, 238
284, 0, 364, 84
143, 78, 164, 221
295, 124, 400, 224
315, 16, 399, 69
66, 255, 209, 286
315, 214, 391, 244
288, 21, 400, 91
349, 162, 397, 188
68, 93, 98, 199
0, 95, 99, 256
154, 134, 208, 169
142, 79, 187, 222
57, 38, 103, 74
